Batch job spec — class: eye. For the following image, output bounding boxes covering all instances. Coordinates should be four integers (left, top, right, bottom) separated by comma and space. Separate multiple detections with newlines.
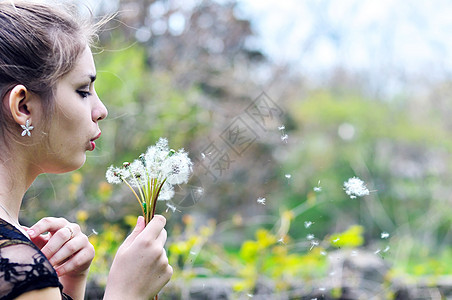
77, 90, 91, 99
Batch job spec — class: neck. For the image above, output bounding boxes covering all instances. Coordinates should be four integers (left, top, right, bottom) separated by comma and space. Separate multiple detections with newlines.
0, 156, 38, 224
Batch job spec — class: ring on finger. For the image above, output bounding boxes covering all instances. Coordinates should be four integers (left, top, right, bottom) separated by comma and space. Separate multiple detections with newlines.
65, 226, 74, 239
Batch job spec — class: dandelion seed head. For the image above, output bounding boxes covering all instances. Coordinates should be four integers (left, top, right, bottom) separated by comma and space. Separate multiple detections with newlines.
128, 160, 146, 186
344, 177, 370, 198
163, 151, 192, 185
156, 137, 169, 150
106, 166, 124, 184
158, 183, 175, 201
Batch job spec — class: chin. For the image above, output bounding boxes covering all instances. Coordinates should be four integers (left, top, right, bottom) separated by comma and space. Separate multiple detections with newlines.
47, 155, 87, 174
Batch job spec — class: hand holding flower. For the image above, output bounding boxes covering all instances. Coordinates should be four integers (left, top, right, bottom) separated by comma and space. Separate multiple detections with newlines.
103, 216, 172, 300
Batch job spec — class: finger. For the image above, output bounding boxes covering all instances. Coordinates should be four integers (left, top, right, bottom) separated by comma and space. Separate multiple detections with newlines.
48, 236, 84, 266
142, 215, 166, 240
29, 233, 51, 249
27, 217, 69, 238
155, 228, 167, 247
41, 226, 79, 259
122, 216, 145, 248
54, 246, 95, 277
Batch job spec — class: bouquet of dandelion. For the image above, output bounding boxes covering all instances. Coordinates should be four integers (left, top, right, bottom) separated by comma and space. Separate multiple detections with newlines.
106, 138, 193, 224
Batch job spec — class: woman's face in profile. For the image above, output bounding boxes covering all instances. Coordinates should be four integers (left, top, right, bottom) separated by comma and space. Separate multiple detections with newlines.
37, 46, 108, 173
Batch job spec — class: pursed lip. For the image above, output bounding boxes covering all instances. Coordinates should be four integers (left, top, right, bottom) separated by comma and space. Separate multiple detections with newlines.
91, 131, 101, 141
88, 131, 101, 151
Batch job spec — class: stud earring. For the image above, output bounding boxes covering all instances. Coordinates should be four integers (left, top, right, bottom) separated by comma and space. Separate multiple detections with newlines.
21, 119, 34, 137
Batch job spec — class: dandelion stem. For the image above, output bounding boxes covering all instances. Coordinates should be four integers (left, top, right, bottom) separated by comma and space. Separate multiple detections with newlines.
151, 179, 167, 219
122, 178, 145, 219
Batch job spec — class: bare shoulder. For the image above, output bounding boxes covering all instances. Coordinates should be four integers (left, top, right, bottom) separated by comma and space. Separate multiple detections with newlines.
15, 287, 61, 300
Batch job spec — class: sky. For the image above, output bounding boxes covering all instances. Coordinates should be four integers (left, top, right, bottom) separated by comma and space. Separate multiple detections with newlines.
236, 0, 452, 90
82, 0, 452, 93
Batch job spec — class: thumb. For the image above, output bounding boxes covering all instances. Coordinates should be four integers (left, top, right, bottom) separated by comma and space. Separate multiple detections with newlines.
122, 216, 145, 248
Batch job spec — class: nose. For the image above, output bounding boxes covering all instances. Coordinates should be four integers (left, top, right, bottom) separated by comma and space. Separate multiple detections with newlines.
91, 91, 108, 122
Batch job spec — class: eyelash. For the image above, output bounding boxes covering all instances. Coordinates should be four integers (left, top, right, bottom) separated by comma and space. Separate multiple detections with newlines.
77, 90, 91, 98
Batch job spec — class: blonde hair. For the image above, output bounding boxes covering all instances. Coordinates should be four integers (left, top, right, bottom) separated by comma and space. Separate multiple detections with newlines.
0, 1, 106, 139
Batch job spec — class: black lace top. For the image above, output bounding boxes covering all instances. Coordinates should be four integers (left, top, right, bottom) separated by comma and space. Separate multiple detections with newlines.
0, 219, 72, 300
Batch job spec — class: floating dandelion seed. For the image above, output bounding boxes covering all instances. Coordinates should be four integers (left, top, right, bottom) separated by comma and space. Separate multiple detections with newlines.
193, 187, 204, 199
278, 125, 285, 131
285, 174, 292, 179
343, 177, 370, 198
88, 228, 99, 237
304, 221, 314, 228
374, 249, 381, 255
319, 287, 326, 291
383, 246, 390, 252
313, 180, 322, 192
351, 250, 358, 256
310, 240, 319, 250
201, 152, 206, 159
165, 202, 177, 213
307, 234, 315, 240
320, 251, 327, 256
381, 232, 390, 239
278, 237, 285, 244
281, 134, 289, 143
333, 237, 340, 243
257, 197, 266, 205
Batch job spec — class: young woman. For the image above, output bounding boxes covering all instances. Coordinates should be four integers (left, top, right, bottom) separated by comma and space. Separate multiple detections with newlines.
0, 1, 172, 299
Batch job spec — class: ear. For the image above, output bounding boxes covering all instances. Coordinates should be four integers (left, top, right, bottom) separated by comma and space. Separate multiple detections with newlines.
8, 84, 33, 126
